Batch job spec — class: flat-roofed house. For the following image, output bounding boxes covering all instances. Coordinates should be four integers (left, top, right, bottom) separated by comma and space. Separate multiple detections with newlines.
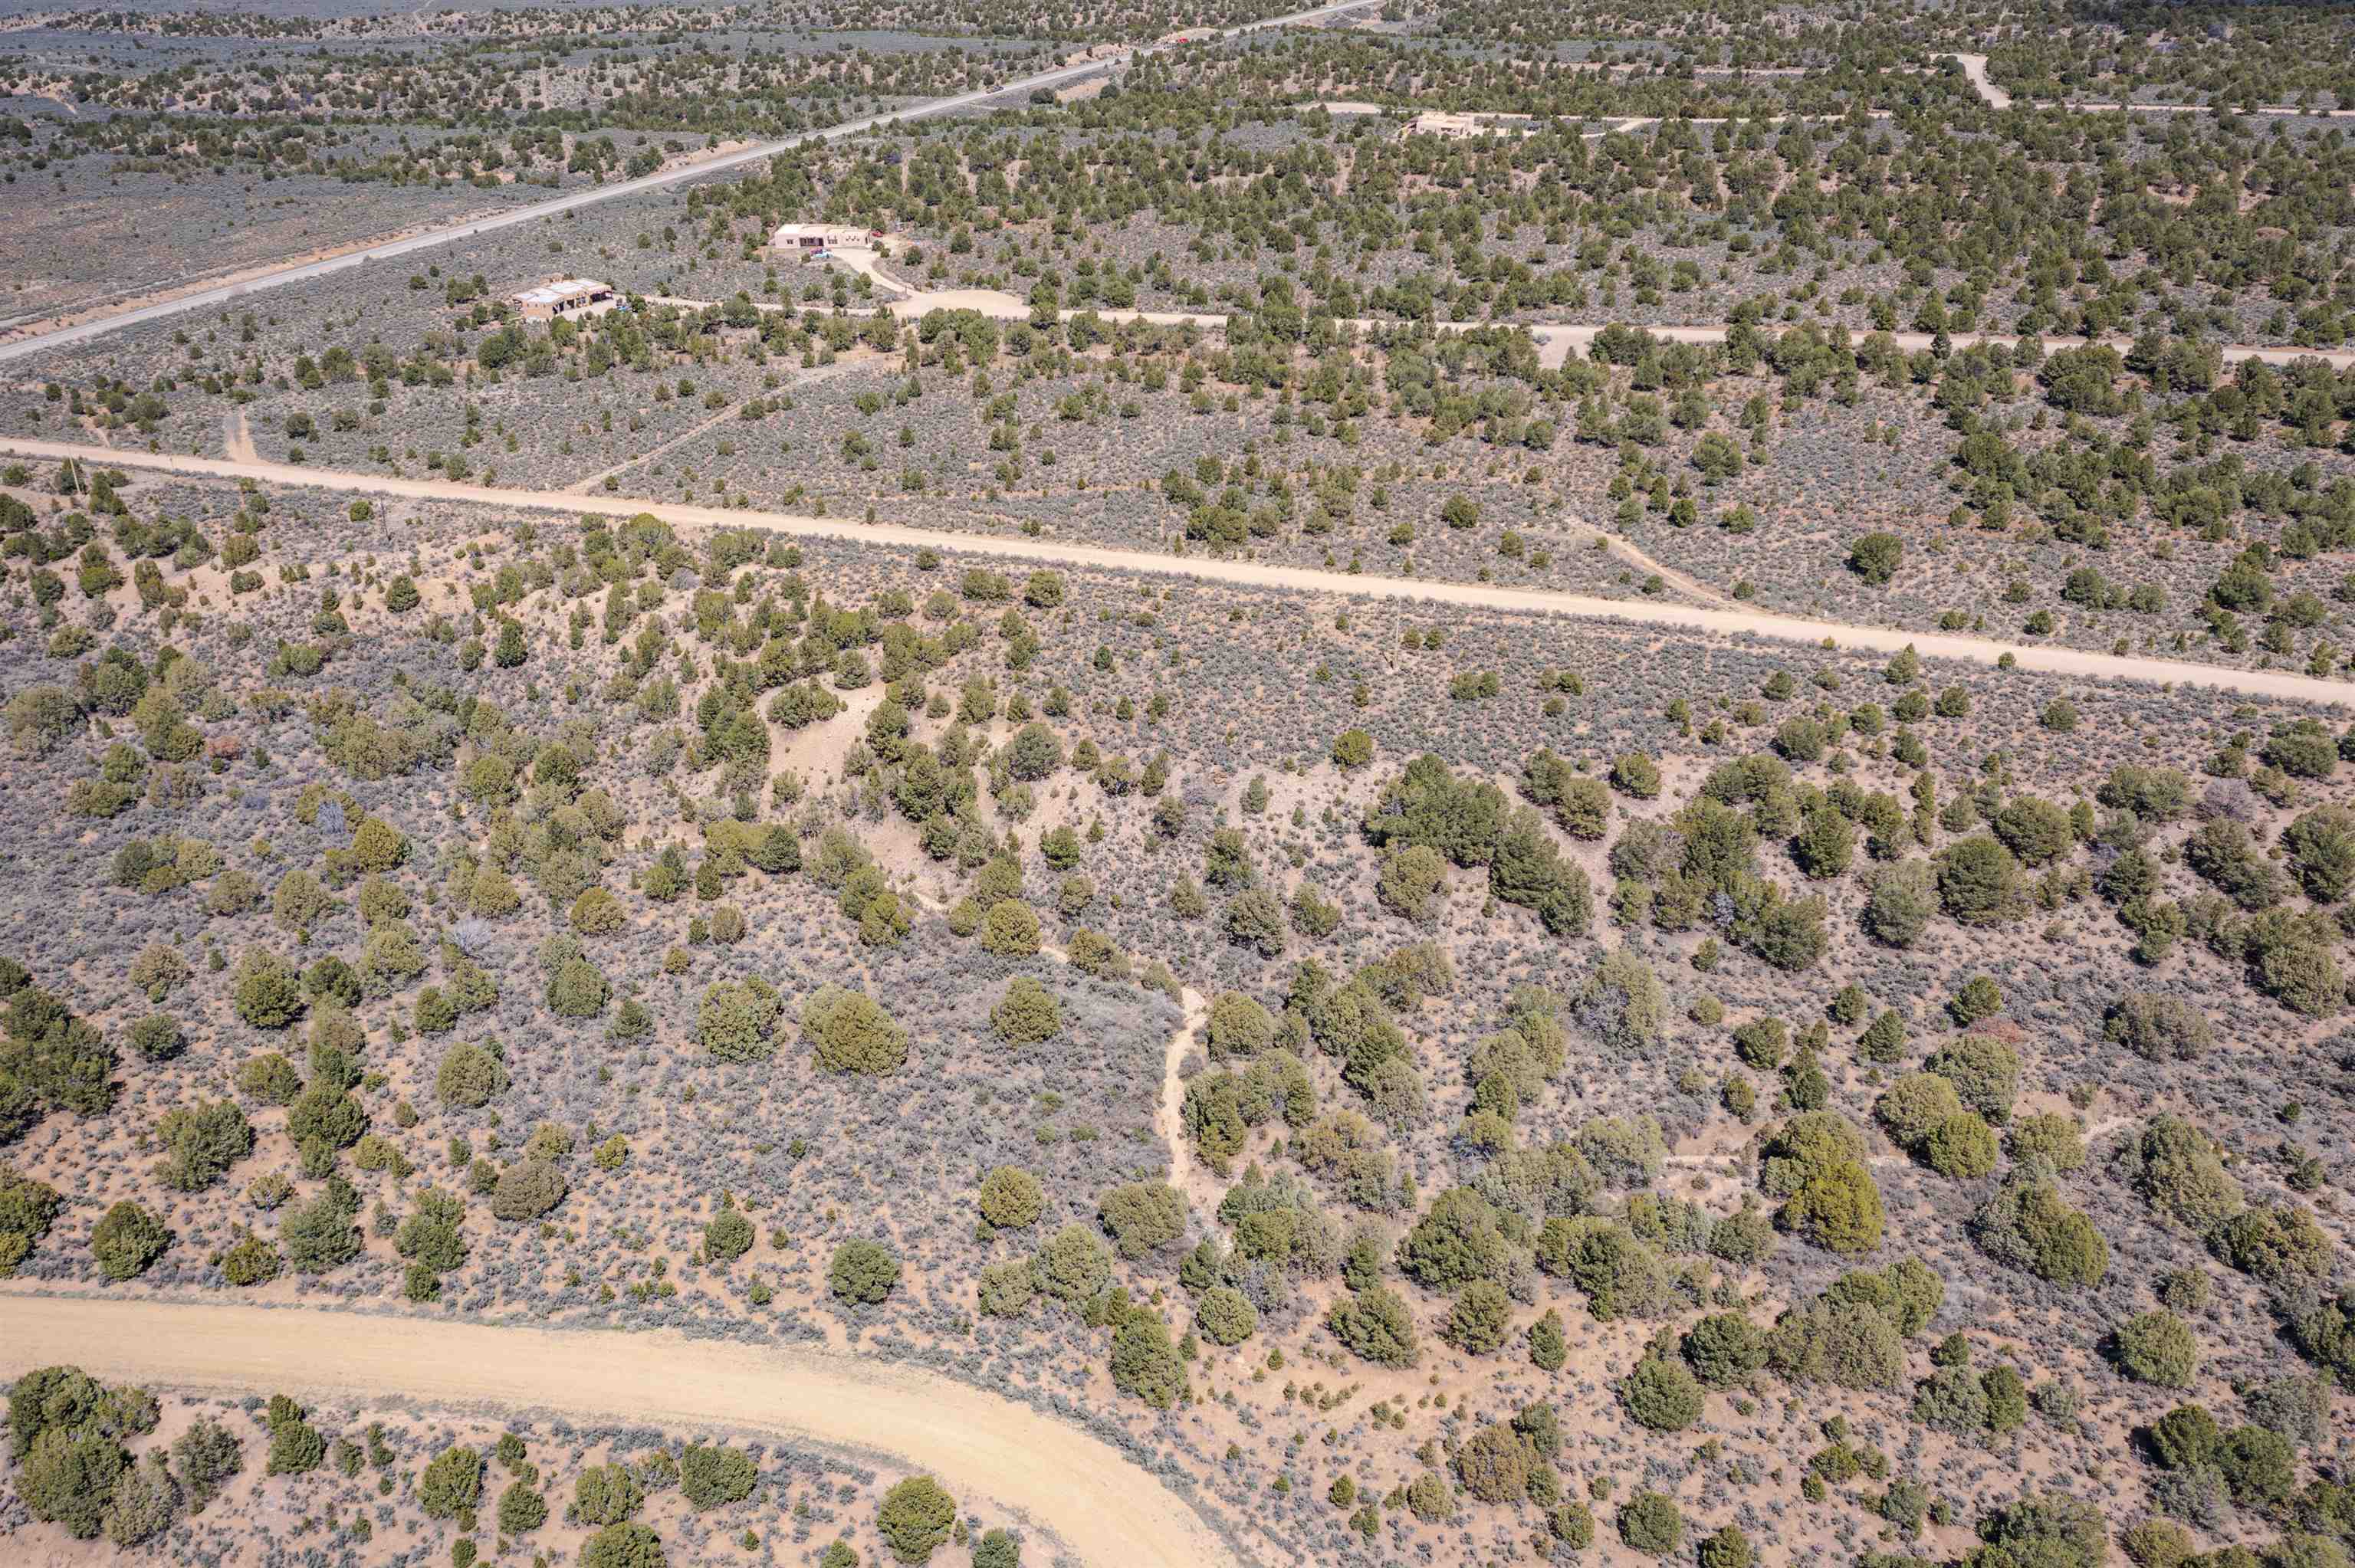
771, 222, 874, 253
512, 278, 618, 322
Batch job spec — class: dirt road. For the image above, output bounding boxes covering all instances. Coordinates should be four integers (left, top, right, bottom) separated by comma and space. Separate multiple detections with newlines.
0, 1294, 1243, 1568
11, 435, 2350, 708
1946, 49, 2354, 119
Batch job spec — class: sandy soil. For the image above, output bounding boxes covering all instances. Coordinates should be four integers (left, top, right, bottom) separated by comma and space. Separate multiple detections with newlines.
0, 1292, 1243, 1568
9, 434, 2353, 707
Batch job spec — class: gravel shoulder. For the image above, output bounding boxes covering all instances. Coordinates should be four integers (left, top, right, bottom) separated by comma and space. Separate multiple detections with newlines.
0, 1292, 1243, 1568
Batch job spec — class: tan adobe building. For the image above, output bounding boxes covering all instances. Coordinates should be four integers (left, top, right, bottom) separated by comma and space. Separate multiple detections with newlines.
512, 278, 618, 322
771, 222, 875, 253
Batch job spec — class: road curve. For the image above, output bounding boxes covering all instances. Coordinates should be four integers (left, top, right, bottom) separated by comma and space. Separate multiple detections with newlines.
1945, 49, 2355, 119
0, 1294, 1243, 1568
8, 435, 2348, 708
0, 0, 1376, 366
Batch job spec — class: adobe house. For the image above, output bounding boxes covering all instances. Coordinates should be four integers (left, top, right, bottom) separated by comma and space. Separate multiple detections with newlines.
771, 222, 875, 254
511, 278, 618, 323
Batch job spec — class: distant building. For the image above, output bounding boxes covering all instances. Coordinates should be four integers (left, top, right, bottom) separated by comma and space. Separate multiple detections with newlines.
512, 277, 617, 322
1402, 111, 1535, 141
771, 223, 875, 254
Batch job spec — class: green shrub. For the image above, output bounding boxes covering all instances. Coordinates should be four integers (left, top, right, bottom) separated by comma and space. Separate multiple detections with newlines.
829, 1238, 900, 1304
980, 900, 1042, 956
89, 1202, 168, 1281
1444, 1280, 1514, 1355
990, 978, 1062, 1045
803, 985, 907, 1075
679, 1444, 757, 1511
498, 1481, 547, 1535
697, 977, 781, 1062
1617, 1490, 1683, 1556
977, 1258, 1038, 1317
489, 1159, 567, 1222
978, 1166, 1043, 1229
2113, 1310, 2199, 1388
1327, 1286, 1418, 1368
419, 1445, 481, 1519
19, 1425, 127, 1537
1621, 1353, 1703, 1431
573, 1463, 645, 1527
1924, 1112, 1999, 1179
1036, 1224, 1112, 1305
219, 1232, 281, 1287
1109, 1314, 1184, 1409
1925, 1035, 2021, 1122
235, 1051, 302, 1104
1194, 1286, 1257, 1346
1097, 1182, 1185, 1259
1681, 1314, 1768, 1388
1969, 1169, 2108, 1287
281, 1191, 360, 1274
1454, 1422, 1534, 1503
264, 1403, 326, 1476
704, 1206, 755, 1265
581, 1522, 666, 1568
1700, 1524, 1755, 1568
126, 1013, 183, 1062
435, 1041, 507, 1109
876, 1475, 956, 1564
1936, 835, 2022, 926
232, 950, 307, 1029
0, 1163, 63, 1273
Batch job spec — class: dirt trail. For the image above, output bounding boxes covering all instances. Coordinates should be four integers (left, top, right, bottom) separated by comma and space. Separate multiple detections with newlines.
1591, 529, 1741, 609
902, 884, 1206, 1196
1159, 986, 1209, 1196
11, 435, 2353, 708
0, 1293, 1243, 1568
563, 398, 765, 495
223, 408, 257, 464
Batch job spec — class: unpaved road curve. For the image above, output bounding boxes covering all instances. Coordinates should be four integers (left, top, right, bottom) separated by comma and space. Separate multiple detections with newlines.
0, 1294, 1243, 1568
11, 436, 2353, 708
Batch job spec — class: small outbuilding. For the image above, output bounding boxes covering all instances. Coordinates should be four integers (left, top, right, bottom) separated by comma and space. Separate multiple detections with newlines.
512, 278, 617, 322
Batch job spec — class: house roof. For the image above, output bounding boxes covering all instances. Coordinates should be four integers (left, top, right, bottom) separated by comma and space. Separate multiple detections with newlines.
514, 278, 612, 307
